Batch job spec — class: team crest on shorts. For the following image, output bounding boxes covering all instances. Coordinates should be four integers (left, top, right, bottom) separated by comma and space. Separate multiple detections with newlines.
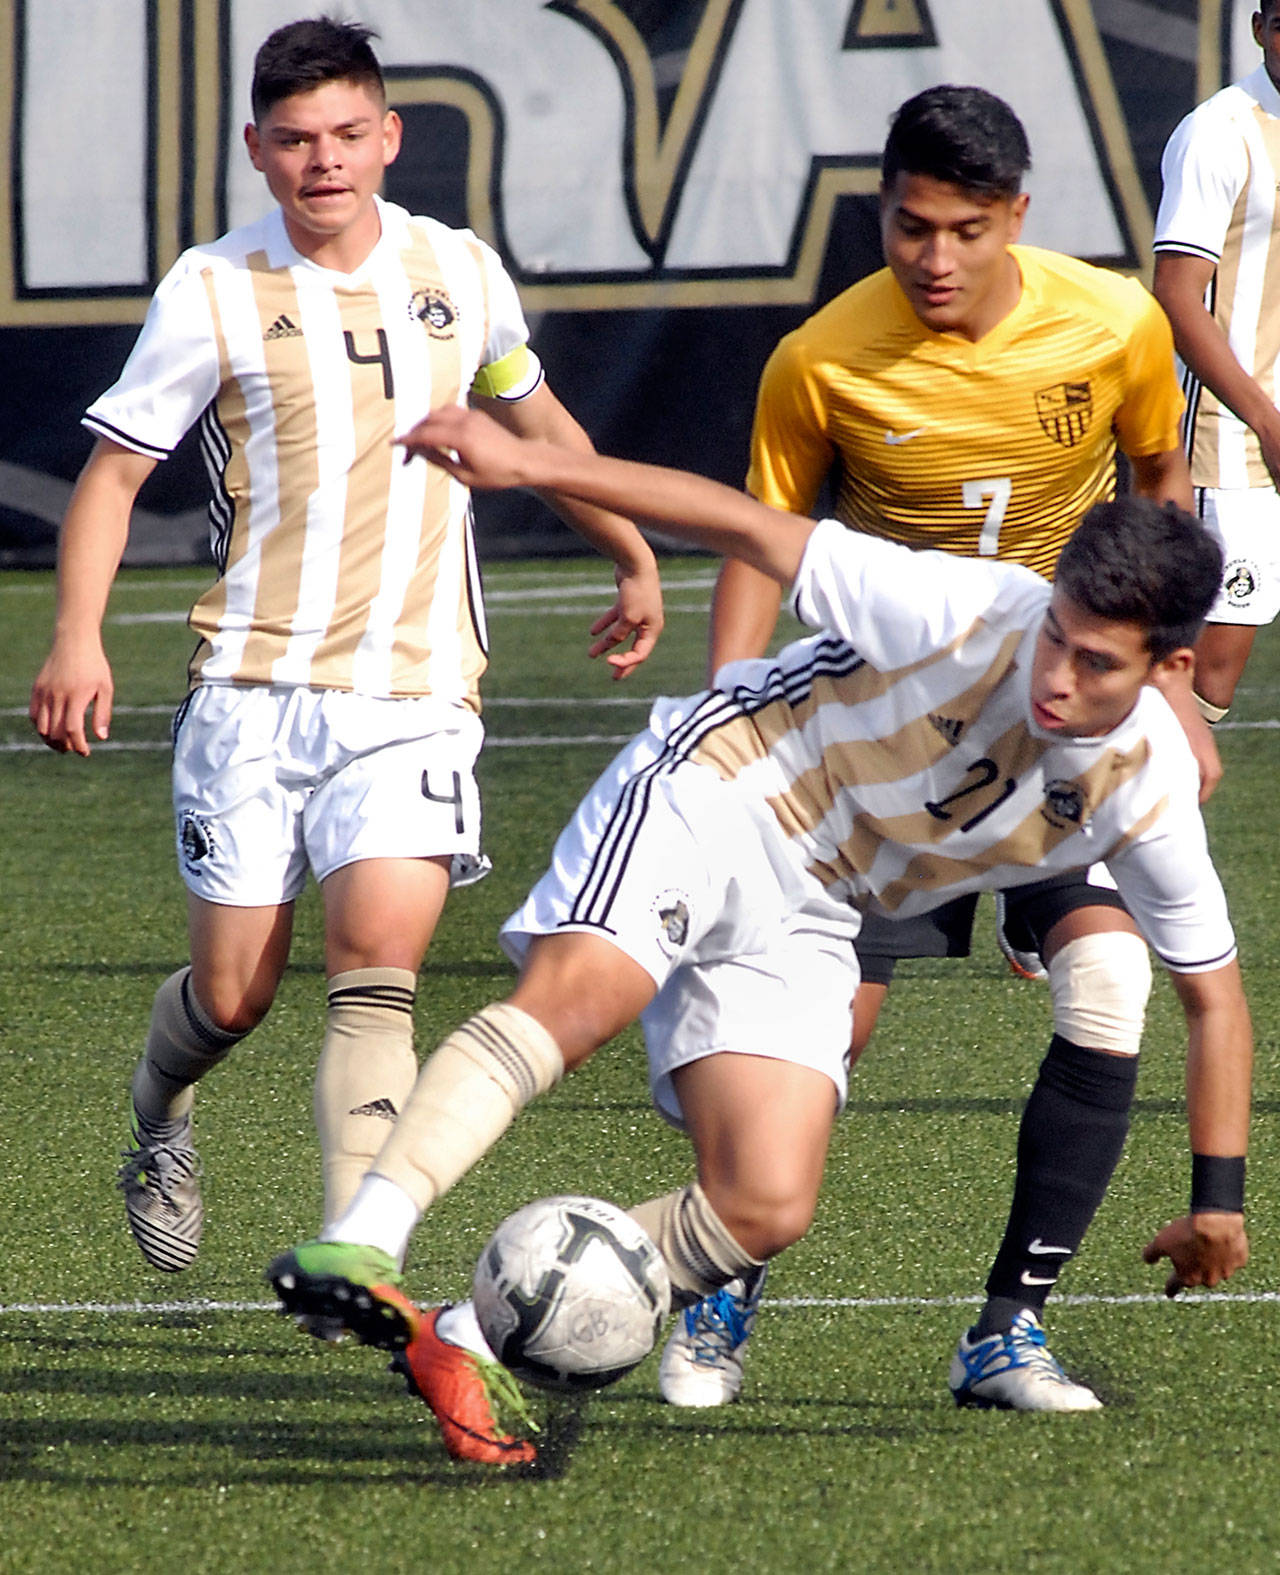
178, 811, 215, 873
1040, 780, 1085, 830
1222, 558, 1260, 609
410, 287, 457, 338
653, 889, 692, 954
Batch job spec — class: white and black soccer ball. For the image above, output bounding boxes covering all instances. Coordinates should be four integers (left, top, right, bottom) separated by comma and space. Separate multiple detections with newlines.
472, 1195, 671, 1392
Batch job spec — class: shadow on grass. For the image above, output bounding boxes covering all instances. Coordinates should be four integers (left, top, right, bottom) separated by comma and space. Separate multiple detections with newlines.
30, 956, 516, 981
0, 1356, 956, 1488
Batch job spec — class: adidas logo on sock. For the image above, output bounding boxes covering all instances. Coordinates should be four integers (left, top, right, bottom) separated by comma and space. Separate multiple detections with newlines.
264, 314, 302, 340
349, 1097, 398, 1120
927, 713, 964, 744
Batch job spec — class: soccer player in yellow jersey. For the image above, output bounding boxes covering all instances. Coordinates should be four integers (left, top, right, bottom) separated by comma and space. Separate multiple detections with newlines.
667, 86, 1208, 1413
27, 15, 661, 1416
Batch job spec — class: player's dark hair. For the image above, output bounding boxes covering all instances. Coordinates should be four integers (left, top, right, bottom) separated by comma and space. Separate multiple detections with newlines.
882, 85, 1031, 198
251, 15, 384, 121
1054, 498, 1223, 659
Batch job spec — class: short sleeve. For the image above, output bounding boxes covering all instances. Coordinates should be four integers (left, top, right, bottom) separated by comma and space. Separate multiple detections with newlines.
746, 333, 835, 513
1153, 105, 1249, 264
82, 253, 221, 460
1113, 284, 1186, 458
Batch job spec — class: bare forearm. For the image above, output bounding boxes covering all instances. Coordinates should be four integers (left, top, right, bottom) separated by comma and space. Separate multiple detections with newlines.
53, 478, 133, 638
1127, 448, 1193, 511
1184, 1006, 1252, 1156
481, 389, 656, 573
1174, 963, 1252, 1156
1154, 252, 1280, 478
1162, 290, 1280, 437
707, 558, 785, 681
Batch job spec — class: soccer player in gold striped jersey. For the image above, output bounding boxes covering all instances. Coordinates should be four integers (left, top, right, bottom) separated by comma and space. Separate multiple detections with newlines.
28, 22, 660, 1461
676, 86, 1210, 1413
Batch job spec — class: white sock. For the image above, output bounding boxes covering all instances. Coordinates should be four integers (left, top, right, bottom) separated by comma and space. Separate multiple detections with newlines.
319, 1173, 419, 1265
435, 1299, 495, 1358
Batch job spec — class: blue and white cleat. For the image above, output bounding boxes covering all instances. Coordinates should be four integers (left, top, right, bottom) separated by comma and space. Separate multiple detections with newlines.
659, 1264, 768, 1407
948, 1308, 1102, 1411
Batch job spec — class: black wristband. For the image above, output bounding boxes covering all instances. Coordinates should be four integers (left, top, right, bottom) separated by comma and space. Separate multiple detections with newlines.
1190, 1153, 1245, 1214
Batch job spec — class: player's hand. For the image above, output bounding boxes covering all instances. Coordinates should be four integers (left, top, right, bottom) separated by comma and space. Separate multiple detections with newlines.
1255, 414, 1280, 494
28, 638, 114, 756
395, 405, 532, 490
1142, 1211, 1248, 1297
588, 561, 664, 679
1187, 715, 1223, 804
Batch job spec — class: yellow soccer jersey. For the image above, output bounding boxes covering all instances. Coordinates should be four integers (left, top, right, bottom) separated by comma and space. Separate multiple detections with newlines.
747, 247, 1184, 579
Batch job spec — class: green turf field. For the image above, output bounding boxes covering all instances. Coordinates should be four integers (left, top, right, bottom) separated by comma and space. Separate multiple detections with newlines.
2, 553, 1278, 1575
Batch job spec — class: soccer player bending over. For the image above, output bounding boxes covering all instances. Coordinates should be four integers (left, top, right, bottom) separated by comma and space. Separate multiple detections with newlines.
269, 406, 1250, 1466
678, 82, 1212, 1414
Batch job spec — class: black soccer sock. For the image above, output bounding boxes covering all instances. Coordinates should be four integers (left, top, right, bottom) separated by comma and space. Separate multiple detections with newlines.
977, 1035, 1138, 1336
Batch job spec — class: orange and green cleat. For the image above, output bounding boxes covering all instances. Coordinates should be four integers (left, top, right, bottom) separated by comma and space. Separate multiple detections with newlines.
267, 1239, 420, 1350
391, 1307, 538, 1466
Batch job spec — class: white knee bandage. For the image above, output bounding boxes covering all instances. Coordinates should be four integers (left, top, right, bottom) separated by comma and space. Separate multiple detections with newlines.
1047, 932, 1150, 1055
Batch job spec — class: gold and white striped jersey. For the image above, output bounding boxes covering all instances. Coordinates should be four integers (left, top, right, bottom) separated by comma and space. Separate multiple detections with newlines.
85, 197, 542, 703
651, 522, 1233, 974
747, 248, 1184, 579
1155, 64, 1280, 490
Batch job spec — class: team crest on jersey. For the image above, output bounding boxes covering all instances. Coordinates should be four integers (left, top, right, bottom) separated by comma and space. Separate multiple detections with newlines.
653, 890, 692, 954
1040, 780, 1085, 830
178, 811, 215, 871
410, 287, 457, 338
1222, 558, 1260, 608
1035, 382, 1093, 448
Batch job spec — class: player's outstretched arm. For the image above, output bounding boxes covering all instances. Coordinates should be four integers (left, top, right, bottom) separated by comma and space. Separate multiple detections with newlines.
29, 439, 156, 756
397, 405, 815, 588
1142, 959, 1251, 1295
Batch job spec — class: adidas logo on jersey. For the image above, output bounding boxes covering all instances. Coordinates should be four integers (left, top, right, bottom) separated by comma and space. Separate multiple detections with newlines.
348, 1097, 398, 1120
927, 713, 964, 745
264, 314, 302, 340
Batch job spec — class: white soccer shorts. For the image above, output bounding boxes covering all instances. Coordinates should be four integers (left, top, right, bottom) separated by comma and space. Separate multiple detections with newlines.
1199, 486, 1280, 626
499, 714, 862, 1128
171, 684, 486, 905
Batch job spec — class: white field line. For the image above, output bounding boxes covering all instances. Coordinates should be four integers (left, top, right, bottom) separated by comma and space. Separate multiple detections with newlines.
3, 1289, 1279, 1317
0, 573, 718, 598
1, 697, 649, 752
0, 734, 636, 754
2, 698, 652, 717
107, 602, 712, 625
5, 709, 1280, 755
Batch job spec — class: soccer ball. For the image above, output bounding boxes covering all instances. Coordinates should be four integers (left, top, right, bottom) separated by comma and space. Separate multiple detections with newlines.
472, 1195, 671, 1392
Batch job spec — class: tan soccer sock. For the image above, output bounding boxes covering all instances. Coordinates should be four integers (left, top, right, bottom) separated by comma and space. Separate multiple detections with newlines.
130, 968, 244, 1129
628, 1181, 766, 1307
314, 967, 419, 1224
368, 1002, 563, 1213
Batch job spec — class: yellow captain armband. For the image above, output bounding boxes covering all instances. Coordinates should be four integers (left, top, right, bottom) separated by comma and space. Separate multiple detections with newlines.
471, 343, 544, 401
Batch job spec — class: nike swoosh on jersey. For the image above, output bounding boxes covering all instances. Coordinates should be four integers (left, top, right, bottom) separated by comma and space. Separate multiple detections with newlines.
1027, 1239, 1072, 1256
1020, 1272, 1058, 1286
883, 428, 925, 445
